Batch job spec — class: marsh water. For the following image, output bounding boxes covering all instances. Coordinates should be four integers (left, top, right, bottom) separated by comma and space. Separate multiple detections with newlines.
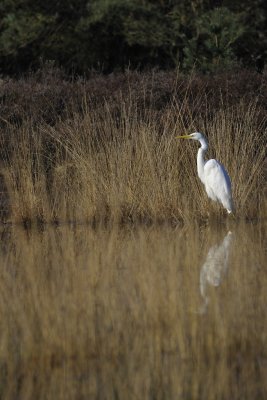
0, 220, 266, 399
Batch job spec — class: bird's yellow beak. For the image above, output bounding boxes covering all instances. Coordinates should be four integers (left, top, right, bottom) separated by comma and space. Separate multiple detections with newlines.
176, 134, 192, 139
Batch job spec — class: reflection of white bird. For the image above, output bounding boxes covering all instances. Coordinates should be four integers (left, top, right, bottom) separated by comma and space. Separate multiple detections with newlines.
176, 132, 234, 213
199, 231, 233, 313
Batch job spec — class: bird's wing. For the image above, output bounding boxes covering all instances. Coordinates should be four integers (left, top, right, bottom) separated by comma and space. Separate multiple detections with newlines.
204, 159, 233, 210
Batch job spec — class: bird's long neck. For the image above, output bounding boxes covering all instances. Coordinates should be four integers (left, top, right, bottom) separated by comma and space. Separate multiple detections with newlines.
197, 137, 208, 185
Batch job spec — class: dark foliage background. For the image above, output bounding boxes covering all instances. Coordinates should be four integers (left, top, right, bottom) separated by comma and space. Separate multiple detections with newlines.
0, 0, 266, 76
0, 67, 266, 129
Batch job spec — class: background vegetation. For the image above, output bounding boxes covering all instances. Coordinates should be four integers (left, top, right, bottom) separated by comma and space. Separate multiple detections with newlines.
0, 0, 266, 75
0, 68, 266, 224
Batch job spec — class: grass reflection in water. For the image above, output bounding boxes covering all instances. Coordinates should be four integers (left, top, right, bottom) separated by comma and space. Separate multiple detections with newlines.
0, 221, 266, 399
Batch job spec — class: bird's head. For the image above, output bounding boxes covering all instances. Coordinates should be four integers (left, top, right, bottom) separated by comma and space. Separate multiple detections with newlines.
176, 132, 208, 150
176, 132, 205, 141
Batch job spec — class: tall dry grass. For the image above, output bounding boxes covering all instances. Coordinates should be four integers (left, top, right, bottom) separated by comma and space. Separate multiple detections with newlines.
0, 73, 266, 224
0, 221, 266, 398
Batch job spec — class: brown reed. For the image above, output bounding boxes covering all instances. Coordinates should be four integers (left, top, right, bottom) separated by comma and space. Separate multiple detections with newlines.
0, 72, 266, 224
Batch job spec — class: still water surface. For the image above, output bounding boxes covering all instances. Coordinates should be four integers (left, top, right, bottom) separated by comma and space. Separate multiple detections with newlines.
0, 220, 266, 399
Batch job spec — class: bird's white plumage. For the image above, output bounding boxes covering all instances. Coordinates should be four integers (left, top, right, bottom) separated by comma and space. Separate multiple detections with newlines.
176, 132, 234, 213
204, 159, 234, 212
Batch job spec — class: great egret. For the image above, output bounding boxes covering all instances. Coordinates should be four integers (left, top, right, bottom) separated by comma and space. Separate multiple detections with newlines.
176, 132, 234, 213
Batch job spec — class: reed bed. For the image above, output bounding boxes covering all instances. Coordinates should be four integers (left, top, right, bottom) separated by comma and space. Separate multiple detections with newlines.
0, 221, 266, 399
0, 70, 266, 400
0, 75, 266, 224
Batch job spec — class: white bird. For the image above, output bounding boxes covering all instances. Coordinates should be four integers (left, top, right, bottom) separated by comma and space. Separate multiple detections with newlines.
176, 132, 234, 213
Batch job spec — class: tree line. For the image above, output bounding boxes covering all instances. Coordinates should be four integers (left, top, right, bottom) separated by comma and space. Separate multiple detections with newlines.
0, 0, 266, 76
